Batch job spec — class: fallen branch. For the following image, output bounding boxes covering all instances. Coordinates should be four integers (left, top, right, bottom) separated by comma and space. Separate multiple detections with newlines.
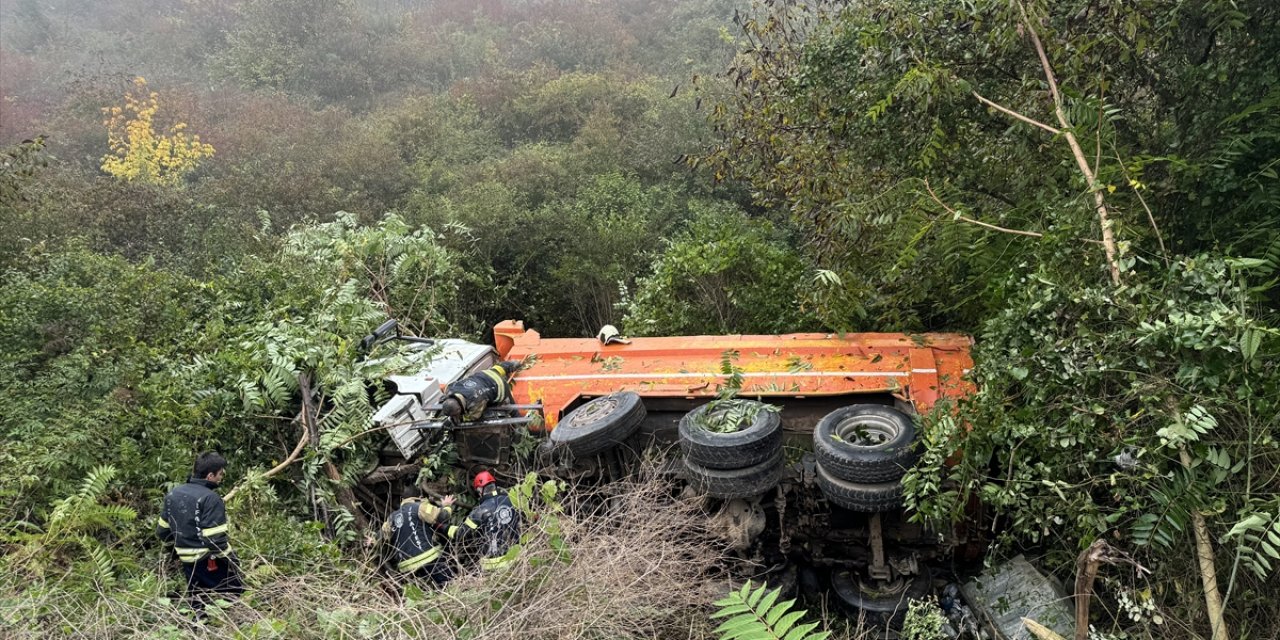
1073, 539, 1151, 640
1023, 618, 1067, 640
224, 414, 309, 503
361, 463, 422, 486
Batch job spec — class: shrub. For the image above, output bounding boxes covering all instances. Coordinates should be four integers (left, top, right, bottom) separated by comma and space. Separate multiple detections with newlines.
625, 203, 817, 336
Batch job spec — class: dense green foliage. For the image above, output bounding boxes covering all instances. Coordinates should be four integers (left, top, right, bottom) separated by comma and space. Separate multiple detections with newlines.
703, 0, 1280, 636
625, 204, 818, 335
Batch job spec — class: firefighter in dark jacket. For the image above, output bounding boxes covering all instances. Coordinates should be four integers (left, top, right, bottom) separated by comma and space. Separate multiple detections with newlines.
450, 470, 522, 571
439, 360, 522, 423
380, 485, 456, 585
156, 451, 244, 606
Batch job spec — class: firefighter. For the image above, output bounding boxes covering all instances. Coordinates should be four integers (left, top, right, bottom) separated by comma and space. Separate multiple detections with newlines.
156, 451, 244, 610
379, 485, 456, 585
450, 470, 522, 571
439, 360, 523, 424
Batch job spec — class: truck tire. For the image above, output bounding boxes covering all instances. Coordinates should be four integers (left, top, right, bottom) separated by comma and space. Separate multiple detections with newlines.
830, 569, 930, 629
550, 392, 646, 457
678, 401, 783, 470
684, 449, 783, 499
815, 461, 904, 512
813, 404, 917, 483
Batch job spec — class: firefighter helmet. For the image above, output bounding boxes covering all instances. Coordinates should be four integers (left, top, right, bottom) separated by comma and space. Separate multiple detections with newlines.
473, 470, 496, 491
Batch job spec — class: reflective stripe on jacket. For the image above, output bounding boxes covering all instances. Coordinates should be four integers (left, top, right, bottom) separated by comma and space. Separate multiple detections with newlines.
156, 477, 231, 563
384, 499, 451, 573
399, 546, 443, 572
456, 490, 521, 569
444, 362, 519, 420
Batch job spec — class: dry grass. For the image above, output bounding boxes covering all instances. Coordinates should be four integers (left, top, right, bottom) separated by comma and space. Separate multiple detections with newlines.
0, 469, 739, 640
441, 468, 733, 640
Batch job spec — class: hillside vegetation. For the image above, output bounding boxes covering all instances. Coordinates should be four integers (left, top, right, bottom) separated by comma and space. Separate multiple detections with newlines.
1, 0, 1278, 638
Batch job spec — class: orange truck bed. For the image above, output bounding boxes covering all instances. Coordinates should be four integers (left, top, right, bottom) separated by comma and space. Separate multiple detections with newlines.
493, 321, 974, 430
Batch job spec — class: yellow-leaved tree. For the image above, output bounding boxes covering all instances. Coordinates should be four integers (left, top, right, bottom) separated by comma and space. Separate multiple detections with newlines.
100, 77, 215, 186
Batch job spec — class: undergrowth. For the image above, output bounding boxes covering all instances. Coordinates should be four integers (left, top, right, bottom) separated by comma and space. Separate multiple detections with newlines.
0, 469, 746, 640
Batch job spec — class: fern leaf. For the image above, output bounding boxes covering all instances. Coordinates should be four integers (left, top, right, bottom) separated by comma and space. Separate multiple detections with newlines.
771, 610, 805, 636
765, 598, 797, 626
783, 621, 825, 640
87, 543, 116, 584
1222, 509, 1280, 579
711, 581, 827, 640
711, 603, 753, 618
715, 616, 762, 639
756, 582, 781, 613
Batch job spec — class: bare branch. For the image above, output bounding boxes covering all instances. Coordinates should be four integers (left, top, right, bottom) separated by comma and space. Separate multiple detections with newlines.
972, 91, 1061, 135
1114, 148, 1169, 264
1093, 88, 1104, 178
361, 463, 422, 486
924, 180, 1105, 245
225, 414, 309, 503
924, 180, 1044, 238
1016, 0, 1122, 284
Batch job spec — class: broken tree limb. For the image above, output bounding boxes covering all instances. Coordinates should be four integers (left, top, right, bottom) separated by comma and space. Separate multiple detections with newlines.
298, 372, 332, 529
1023, 618, 1068, 640
297, 372, 368, 533
1073, 539, 1151, 640
1074, 540, 1105, 640
361, 463, 422, 486
224, 413, 309, 503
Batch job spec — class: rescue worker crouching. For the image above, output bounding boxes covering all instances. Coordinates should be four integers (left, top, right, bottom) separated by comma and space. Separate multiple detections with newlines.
450, 470, 522, 571
439, 360, 523, 424
156, 451, 245, 610
378, 485, 456, 585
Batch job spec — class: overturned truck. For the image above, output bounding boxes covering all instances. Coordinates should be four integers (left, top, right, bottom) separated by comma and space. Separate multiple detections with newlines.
367, 319, 979, 629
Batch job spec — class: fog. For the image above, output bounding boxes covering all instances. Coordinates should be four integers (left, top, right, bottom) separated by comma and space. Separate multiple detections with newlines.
1, 0, 745, 147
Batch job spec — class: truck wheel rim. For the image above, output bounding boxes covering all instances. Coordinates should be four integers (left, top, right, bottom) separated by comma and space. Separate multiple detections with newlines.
834, 414, 897, 447
568, 396, 618, 426
858, 574, 910, 599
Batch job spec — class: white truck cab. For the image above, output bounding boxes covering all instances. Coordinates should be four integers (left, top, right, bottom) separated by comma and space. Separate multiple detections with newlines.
372, 338, 497, 458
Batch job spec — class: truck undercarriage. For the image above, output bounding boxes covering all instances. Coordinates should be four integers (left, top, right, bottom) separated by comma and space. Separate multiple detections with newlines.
364, 319, 981, 633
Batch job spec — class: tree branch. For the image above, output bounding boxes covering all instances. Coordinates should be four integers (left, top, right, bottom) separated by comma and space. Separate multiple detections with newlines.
925, 180, 1105, 245
361, 463, 422, 486
224, 415, 309, 503
972, 91, 1061, 135
924, 179, 1044, 238
1113, 148, 1169, 265
1073, 538, 1152, 640
1016, 0, 1122, 284
1181, 446, 1231, 640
